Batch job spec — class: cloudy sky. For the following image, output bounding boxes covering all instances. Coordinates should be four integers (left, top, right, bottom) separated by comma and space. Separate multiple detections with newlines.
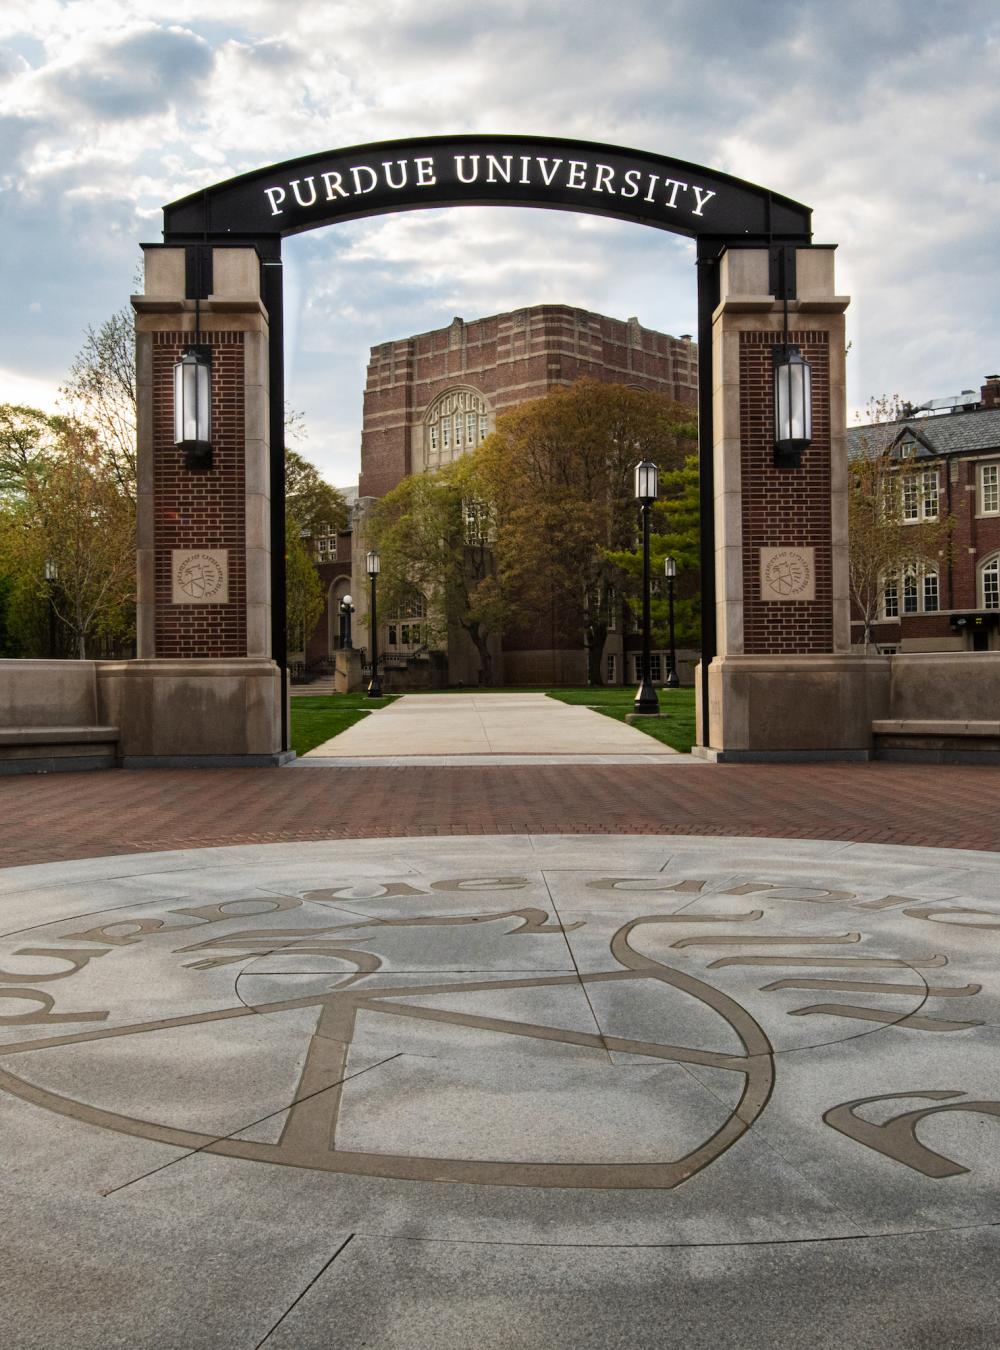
1, 0, 997, 486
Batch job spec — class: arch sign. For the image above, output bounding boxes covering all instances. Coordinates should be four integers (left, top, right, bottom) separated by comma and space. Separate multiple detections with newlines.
128, 135, 853, 765
161, 134, 812, 243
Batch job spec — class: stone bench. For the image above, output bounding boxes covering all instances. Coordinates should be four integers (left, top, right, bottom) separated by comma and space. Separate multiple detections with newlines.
872, 719, 1000, 763
0, 725, 120, 774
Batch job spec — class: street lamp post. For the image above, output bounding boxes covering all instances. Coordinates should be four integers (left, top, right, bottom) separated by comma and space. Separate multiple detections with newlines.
664, 556, 679, 688
339, 594, 355, 649
44, 559, 57, 658
366, 551, 382, 697
633, 460, 659, 715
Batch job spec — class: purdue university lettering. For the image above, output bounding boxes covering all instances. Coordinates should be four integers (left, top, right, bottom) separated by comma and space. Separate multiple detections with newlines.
264, 152, 716, 222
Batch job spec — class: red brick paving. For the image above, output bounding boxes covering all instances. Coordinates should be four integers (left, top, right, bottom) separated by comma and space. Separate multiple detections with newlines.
4, 761, 1000, 867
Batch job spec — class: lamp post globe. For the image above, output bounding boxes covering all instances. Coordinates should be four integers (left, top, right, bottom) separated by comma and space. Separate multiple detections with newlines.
366, 552, 382, 697
633, 460, 660, 716
664, 555, 679, 689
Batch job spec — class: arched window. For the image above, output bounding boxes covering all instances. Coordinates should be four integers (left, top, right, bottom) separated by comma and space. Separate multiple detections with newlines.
981, 555, 1000, 610
423, 387, 492, 469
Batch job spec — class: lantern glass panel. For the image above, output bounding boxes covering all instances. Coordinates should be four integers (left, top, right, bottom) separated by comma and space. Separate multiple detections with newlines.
366, 551, 381, 575
774, 351, 812, 446
664, 556, 677, 579
634, 460, 658, 501
173, 351, 211, 445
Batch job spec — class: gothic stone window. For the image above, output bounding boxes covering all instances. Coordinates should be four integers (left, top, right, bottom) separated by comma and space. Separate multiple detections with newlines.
424, 388, 492, 470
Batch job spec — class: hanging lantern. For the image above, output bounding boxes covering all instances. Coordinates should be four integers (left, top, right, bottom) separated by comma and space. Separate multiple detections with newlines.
633, 459, 659, 503
773, 345, 812, 468
174, 346, 212, 471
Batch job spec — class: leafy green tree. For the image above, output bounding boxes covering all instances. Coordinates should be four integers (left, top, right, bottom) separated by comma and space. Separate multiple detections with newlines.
285, 447, 349, 539
475, 379, 696, 683
607, 454, 702, 650
286, 531, 325, 657
371, 454, 506, 685
0, 420, 135, 657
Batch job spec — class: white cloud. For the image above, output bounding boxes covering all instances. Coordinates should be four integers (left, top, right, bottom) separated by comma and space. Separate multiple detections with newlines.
1, 0, 998, 479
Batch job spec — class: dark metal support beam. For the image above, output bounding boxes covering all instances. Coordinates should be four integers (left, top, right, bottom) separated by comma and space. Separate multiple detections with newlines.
260, 251, 289, 753
696, 240, 720, 750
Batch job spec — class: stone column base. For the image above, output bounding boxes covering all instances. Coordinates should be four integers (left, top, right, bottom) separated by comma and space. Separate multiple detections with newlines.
335, 649, 363, 694
694, 655, 889, 762
98, 658, 292, 767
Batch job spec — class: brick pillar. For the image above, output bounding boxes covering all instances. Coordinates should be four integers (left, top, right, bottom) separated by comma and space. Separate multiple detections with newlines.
697, 247, 889, 760
101, 246, 287, 765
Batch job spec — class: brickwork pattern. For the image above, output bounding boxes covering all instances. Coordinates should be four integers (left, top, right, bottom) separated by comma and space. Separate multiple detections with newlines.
740, 330, 833, 654
153, 331, 247, 658
5, 762, 1000, 867
359, 306, 697, 498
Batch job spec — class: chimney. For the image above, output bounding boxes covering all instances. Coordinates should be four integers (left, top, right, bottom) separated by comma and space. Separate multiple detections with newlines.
982, 375, 1000, 410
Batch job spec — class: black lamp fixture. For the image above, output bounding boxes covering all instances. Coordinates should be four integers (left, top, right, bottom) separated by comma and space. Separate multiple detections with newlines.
633, 459, 660, 716
366, 550, 382, 697
174, 345, 212, 471
339, 593, 355, 650
772, 246, 812, 469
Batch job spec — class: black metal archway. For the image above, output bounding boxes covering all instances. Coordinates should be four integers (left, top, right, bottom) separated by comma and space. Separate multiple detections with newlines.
158, 134, 813, 747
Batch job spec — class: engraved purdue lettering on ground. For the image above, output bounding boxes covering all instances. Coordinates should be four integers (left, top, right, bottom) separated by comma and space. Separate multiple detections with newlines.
337, 908, 582, 935
0, 910, 775, 1190
824, 1091, 1000, 1178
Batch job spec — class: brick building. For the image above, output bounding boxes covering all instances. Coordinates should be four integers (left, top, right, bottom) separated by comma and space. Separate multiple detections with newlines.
849, 375, 1000, 653
303, 304, 698, 685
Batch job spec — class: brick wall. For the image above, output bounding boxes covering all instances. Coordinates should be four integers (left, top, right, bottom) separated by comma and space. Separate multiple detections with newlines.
152, 331, 247, 658
739, 330, 833, 655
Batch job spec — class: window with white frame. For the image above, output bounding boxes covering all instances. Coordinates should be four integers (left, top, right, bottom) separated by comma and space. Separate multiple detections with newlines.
632, 652, 664, 682
982, 555, 1000, 610
902, 571, 918, 614
606, 653, 616, 683
979, 463, 999, 516
901, 468, 939, 522
882, 565, 939, 617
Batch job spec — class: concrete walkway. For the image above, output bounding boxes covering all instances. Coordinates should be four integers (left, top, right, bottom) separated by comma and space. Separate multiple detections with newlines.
303, 692, 679, 759
3, 833, 999, 1348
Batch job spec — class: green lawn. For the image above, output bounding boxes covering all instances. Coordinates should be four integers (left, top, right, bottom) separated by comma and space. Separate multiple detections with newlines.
289, 694, 397, 757
545, 686, 696, 753
290, 686, 696, 755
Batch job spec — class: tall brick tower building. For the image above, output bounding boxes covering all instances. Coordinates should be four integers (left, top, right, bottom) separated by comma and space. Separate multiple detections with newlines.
358, 305, 696, 499
303, 305, 697, 686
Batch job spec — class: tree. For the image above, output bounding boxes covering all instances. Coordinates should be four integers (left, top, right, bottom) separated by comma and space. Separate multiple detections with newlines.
475, 379, 696, 683
0, 420, 135, 657
284, 447, 348, 660
371, 454, 506, 685
848, 397, 953, 652
0, 404, 65, 499
606, 453, 702, 652
285, 531, 325, 657
285, 447, 349, 539
61, 308, 137, 500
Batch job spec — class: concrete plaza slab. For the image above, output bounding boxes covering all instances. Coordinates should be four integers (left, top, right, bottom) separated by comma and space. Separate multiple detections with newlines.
303, 692, 680, 758
2, 833, 999, 1347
